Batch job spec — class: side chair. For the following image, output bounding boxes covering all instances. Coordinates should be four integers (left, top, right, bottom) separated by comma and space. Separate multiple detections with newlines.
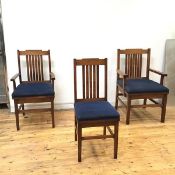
74, 58, 120, 162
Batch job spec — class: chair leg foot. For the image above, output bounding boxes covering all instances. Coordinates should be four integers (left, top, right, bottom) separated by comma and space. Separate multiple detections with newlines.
161, 119, 165, 123
75, 131, 77, 141
52, 118, 55, 128
126, 120, 130, 125
126, 112, 130, 124
16, 124, 20, 131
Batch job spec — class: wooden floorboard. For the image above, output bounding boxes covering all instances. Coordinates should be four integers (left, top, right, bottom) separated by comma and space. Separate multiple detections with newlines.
0, 107, 175, 174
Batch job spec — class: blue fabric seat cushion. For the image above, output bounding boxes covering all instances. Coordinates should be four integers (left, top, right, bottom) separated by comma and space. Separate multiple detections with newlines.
74, 101, 120, 121
117, 78, 169, 94
12, 82, 54, 98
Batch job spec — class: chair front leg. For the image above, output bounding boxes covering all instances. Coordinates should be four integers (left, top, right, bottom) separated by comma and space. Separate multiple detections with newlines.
126, 96, 131, 125
75, 116, 77, 141
78, 123, 82, 162
161, 94, 168, 123
14, 102, 20, 131
114, 121, 119, 159
51, 100, 55, 128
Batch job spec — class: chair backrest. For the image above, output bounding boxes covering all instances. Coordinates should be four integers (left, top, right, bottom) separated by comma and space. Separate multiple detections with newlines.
74, 58, 107, 102
17, 50, 52, 83
117, 48, 151, 79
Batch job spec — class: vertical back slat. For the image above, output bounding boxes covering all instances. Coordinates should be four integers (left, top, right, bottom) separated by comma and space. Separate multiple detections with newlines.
86, 65, 89, 98
135, 54, 137, 77
128, 54, 131, 77
139, 54, 142, 77
136, 54, 139, 77
134, 54, 136, 77
90, 65, 92, 98
125, 54, 128, 75
82, 65, 85, 99
38, 55, 41, 81
131, 54, 134, 78
40, 55, 44, 81
29, 55, 32, 81
97, 65, 99, 98
26, 55, 30, 81
93, 65, 96, 98
32, 55, 35, 81
35, 55, 39, 81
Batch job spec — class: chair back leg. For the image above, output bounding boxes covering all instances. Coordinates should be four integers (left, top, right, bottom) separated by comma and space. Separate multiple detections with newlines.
115, 86, 119, 109
161, 94, 168, 123
22, 104, 25, 116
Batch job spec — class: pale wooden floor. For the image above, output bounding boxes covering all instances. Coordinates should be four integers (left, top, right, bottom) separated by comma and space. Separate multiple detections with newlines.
0, 106, 175, 175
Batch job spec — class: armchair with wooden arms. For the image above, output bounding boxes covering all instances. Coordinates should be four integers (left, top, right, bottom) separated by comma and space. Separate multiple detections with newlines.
11, 50, 55, 130
115, 48, 169, 124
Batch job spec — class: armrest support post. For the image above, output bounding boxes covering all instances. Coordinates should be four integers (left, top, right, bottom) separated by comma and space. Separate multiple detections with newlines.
50, 72, 55, 87
117, 69, 128, 88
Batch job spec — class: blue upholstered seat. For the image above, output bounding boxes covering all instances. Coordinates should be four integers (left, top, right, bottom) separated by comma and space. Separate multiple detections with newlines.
117, 78, 169, 94
74, 101, 120, 121
12, 82, 54, 98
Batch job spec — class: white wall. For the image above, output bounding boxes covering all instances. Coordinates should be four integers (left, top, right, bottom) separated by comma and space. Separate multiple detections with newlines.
1, 0, 175, 111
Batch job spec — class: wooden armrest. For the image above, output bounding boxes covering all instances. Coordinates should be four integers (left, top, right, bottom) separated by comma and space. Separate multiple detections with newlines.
50, 72, 55, 80
10, 73, 20, 81
117, 69, 128, 78
149, 68, 167, 76
149, 68, 167, 85
10, 73, 20, 89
